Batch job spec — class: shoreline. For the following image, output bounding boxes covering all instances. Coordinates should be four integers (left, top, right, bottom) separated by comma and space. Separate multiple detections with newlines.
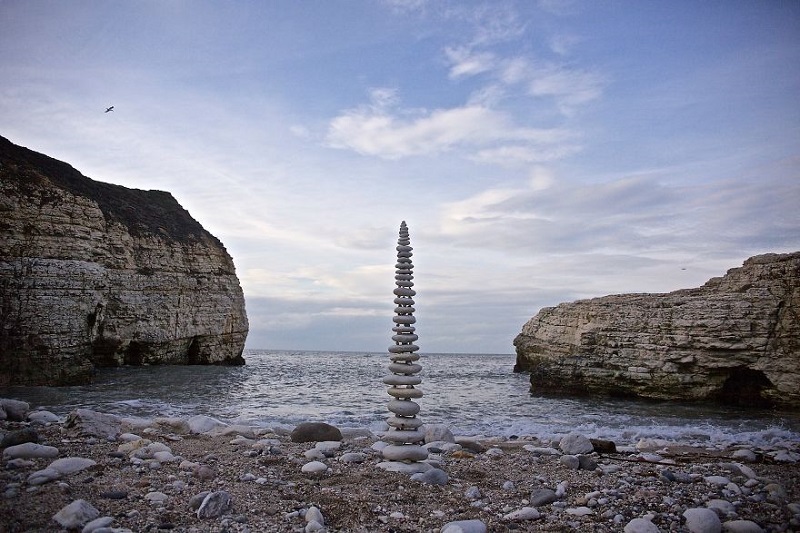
1, 401, 799, 532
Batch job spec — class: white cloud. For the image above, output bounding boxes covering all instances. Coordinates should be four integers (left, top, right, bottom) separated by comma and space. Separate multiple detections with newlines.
326, 99, 573, 161
445, 46, 496, 79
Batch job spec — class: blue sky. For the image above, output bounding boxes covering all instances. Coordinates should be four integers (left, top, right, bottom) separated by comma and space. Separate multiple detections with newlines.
2, 1, 799, 354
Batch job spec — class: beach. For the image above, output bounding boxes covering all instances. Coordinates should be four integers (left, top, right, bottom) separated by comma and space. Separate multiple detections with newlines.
1, 406, 799, 532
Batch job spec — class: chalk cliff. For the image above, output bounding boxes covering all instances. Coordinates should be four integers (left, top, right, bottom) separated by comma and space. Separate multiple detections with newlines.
514, 252, 800, 408
0, 135, 248, 385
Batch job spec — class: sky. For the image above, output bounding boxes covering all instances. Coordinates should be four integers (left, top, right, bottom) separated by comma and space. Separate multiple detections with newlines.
1, 1, 799, 354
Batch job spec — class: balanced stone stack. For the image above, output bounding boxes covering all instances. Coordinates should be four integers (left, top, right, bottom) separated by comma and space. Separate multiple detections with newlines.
377, 221, 430, 473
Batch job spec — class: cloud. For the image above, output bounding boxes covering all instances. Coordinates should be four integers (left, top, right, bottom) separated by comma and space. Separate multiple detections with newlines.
326, 95, 573, 162
445, 46, 496, 79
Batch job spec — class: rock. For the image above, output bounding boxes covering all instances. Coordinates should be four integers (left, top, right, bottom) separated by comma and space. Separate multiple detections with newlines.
513, 252, 800, 408
441, 519, 487, 533
683, 508, 722, 533
187, 415, 228, 434
560, 455, 580, 469
410, 467, 448, 485
144, 491, 168, 504
425, 424, 455, 443
3, 442, 59, 459
188, 491, 211, 511
196, 490, 232, 518
722, 520, 764, 533
591, 438, 617, 453
52, 499, 100, 529
26, 410, 60, 425
301, 461, 328, 476
454, 437, 486, 453
624, 517, 661, 533
338, 452, 367, 463
1, 427, 40, 448
28, 457, 97, 485
305, 506, 324, 526
0, 136, 248, 386
578, 454, 598, 470
731, 449, 757, 462
503, 507, 541, 521
559, 433, 594, 454
566, 506, 593, 516
0, 399, 30, 421
464, 486, 482, 500
705, 476, 731, 486
529, 488, 558, 507
707, 499, 736, 517
82, 516, 114, 533
291, 422, 342, 443
65, 409, 122, 439
214, 424, 256, 439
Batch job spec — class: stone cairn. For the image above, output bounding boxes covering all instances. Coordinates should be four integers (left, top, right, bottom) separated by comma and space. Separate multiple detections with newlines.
377, 221, 430, 473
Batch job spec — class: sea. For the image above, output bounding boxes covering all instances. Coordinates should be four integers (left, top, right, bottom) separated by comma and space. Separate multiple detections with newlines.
2, 350, 798, 449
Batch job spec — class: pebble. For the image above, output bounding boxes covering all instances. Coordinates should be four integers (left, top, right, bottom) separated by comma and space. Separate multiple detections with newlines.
305, 505, 325, 525
28, 457, 97, 485
464, 486, 482, 500
196, 490, 232, 518
82, 516, 114, 533
144, 491, 168, 504
410, 467, 448, 485
529, 488, 558, 507
721, 520, 764, 533
339, 452, 367, 463
731, 449, 757, 462
704, 475, 731, 486
707, 498, 736, 517
566, 506, 593, 516
560, 455, 580, 469
559, 433, 594, 455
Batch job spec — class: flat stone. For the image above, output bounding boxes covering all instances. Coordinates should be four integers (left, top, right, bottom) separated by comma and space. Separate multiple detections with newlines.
52, 499, 100, 529
383, 429, 425, 443
503, 507, 541, 521
387, 399, 420, 416
387, 416, 424, 430
529, 488, 558, 507
567, 506, 593, 516
721, 520, 764, 533
707, 499, 736, 516
301, 461, 328, 476
196, 490, 232, 518
410, 467, 448, 485
560, 455, 580, 469
441, 519, 487, 533
382, 444, 428, 461
82, 515, 114, 532
3, 442, 59, 460
338, 452, 367, 463
187, 415, 228, 434
27, 410, 60, 425
376, 460, 432, 474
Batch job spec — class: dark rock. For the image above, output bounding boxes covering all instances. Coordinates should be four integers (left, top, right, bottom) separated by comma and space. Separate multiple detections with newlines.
290, 422, 342, 443
578, 455, 598, 470
590, 438, 617, 453
529, 488, 558, 507
99, 490, 128, 500
196, 490, 232, 518
1, 427, 39, 448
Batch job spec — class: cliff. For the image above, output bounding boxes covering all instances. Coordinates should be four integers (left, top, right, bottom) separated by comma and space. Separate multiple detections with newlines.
0, 135, 249, 385
513, 252, 800, 408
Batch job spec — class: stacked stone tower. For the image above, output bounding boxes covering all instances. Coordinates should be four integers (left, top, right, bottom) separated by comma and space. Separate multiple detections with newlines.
377, 221, 430, 473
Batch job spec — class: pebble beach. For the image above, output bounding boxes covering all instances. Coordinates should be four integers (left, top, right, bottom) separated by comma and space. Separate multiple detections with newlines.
1, 401, 799, 533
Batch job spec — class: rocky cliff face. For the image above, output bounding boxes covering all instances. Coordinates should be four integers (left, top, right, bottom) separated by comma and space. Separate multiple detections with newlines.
0, 135, 249, 385
514, 252, 800, 408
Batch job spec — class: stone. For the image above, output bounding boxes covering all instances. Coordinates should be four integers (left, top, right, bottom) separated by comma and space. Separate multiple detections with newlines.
305, 506, 324, 526
559, 433, 594, 454
503, 507, 541, 521
52, 499, 100, 530
196, 490, 232, 518
376, 460, 432, 474
28, 457, 97, 485
529, 488, 558, 507
425, 424, 455, 443
441, 519, 487, 533
0, 399, 30, 421
0, 136, 248, 386
1, 427, 39, 448
683, 508, 722, 533
187, 415, 229, 434
65, 409, 122, 439
144, 491, 168, 504
188, 491, 211, 511
290, 422, 342, 443
722, 520, 764, 533
578, 454, 598, 470
707, 499, 736, 517
82, 516, 114, 533
731, 449, 757, 462
590, 438, 617, 453
27, 410, 60, 425
567, 506, 593, 516
560, 455, 580, 469
513, 252, 800, 408
464, 486, 482, 500
410, 467, 448, 485
301, 461, 328, 476
624, 517, 661, 533
339, 452, 367, 463
705, 476, 731, 486
3, 442, 59, 459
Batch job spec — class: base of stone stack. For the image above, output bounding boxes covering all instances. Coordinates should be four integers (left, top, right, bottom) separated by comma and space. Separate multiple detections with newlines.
376, 461, 433, 474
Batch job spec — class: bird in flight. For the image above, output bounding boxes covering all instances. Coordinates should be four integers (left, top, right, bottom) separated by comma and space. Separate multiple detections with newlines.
105, 106, 114, 113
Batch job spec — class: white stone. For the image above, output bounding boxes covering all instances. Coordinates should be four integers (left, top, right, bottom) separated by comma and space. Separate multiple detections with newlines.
339, 452, 367, 463
425, 424, 455, 443
387, 416, 424, 430
567, 506, 593, 516
187, 415, 228, 434
382, 444, 429, 461
441, 519, 487, 533
28, 457, 97, 485
707, 499, 736, 516
27, 410, 60, 424
683, 508, 722, 533
387, 399, 420, 416
315, 440, 342, 452
301, 461, 328, 476
305, 506, 325, 525
384, 374, 422, 386
704, 476, 731, 486
376, 460, 432, 473
145, 491, 169, 504
383, 429, 426, 443
524, 445, 560, 455
731, 449, 757, 462
81, 516, 114, 533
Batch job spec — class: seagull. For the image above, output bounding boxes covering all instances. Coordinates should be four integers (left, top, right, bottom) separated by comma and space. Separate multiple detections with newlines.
105, 106, 114, 113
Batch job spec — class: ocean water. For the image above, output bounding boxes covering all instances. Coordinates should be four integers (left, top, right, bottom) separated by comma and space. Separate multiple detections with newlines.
1, 350, 798, 448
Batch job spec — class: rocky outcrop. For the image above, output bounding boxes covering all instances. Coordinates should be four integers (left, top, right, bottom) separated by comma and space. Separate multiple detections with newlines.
514, 252, 800, 408
0, 135, 248, 385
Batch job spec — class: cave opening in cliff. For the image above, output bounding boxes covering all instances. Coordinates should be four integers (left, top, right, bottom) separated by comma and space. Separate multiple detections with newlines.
717, 367, 774, 408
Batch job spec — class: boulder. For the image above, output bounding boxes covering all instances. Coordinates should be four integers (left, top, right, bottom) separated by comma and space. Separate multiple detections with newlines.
290, 422, 342, 443
514, 252, 800, 408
